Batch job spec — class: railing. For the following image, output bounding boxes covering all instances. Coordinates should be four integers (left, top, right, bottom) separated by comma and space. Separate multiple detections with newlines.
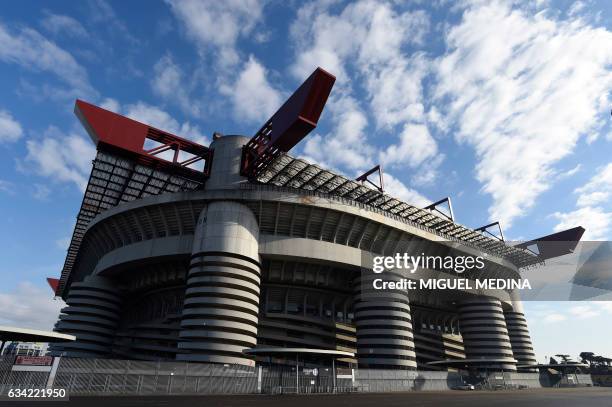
271, 385, 360, 394
51, 358, 259, 395
0, 355, 51, 395
0, 357, 557, 396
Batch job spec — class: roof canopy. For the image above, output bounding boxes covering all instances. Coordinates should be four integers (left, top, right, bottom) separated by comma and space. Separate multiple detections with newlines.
427, 358, 518, 368
244, 347, 354, 358
0, 325, 75, 343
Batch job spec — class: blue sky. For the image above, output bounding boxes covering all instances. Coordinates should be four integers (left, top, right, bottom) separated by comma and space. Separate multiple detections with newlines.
0, 0, 610, 361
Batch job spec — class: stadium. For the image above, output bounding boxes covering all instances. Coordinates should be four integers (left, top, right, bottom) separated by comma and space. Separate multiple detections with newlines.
48, 67, 584, 378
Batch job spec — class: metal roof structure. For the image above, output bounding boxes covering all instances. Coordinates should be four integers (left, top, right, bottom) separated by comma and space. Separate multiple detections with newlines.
244, 347, 354, 358
427, 358, 518, 368
241, 67, 335, 179
57, 151, 202, 296
256, 154, 543, 268
0, 325, 75, 343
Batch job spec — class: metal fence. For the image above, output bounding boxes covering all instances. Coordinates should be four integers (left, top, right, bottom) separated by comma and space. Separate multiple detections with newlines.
1, 356, 584, 396
52, 358, 259, 395
0, 356, 51, 394
51, 359, 356, 395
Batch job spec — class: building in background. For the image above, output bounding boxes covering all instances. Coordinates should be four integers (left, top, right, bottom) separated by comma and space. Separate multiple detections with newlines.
1, 342, 48, 357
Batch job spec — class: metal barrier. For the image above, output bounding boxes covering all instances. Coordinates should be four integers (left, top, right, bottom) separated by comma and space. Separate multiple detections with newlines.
0, 355, 52, 395
51, 358, 259, 395
0, 356, 558, 396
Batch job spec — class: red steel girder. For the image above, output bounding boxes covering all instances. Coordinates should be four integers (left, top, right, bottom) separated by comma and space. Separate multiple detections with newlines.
47, 277, 59, 295
75, 100, 212, 180
241, 67, 336, 178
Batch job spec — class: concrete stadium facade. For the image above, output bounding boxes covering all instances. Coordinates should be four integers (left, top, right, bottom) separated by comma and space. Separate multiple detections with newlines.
50, 135, 538, 372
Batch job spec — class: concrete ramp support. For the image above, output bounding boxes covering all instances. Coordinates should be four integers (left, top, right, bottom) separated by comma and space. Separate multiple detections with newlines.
178, 201, 261, 366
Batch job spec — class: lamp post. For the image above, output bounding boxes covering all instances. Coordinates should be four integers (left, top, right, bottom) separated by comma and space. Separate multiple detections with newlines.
332, 358, 336, 393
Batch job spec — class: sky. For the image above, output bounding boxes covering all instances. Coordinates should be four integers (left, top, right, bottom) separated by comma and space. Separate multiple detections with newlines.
0, 0, 610, 362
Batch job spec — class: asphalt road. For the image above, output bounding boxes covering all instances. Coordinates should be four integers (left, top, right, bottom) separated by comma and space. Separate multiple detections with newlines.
4, 387, 612, 407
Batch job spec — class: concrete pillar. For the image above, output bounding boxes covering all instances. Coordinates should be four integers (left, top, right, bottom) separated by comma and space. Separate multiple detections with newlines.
504, 299, 537, 369
204, 134, 250, 190
177, 201, 261, 366
49, 275, 121, 358
458, 296, 516, 371
354, 271, 417, 369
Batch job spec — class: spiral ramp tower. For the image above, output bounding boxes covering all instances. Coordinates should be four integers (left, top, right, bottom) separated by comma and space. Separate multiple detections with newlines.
458, 297, 517, 371
504, 302, 538, 370
177, 201, 261, 366
50, 276, 121, 357
353, 272, 417, 369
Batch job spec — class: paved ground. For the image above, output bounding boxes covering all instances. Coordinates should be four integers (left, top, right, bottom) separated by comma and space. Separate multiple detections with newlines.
4, 387, 612, 407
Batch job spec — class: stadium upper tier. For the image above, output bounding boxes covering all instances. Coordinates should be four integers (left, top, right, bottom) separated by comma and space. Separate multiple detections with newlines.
57, 150, 203, 296
256, 154, 542, 268
56, 148, 543, 297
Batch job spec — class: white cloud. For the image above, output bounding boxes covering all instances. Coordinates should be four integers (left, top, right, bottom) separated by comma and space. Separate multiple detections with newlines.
32, 183, 51, 200
219, 55, 282, 123
290, 1, 429, 128
165, 0, 265, 66
568, 1, 587, 17
303, 95, 374, 171
552, 206, 611, 241
55, 236, 71, 251
568, 304, 600, 318
124, 102, 207, 145
427, 106, 449, 133
99, 97, 120, 112
576, 191, 609, 208
165, 0, 277, 121
384, 173, 430, 208
364, 54, 429, 130
434, 1, 612, 227
0, 110, 23, 142
290, 0, 437, 190
552, 164, 612, 240
88, 0, 139, 46
380, 123, 438, 169
543, 313, 567, 323
575, 163, 612, 207
0, 179, 14, 194
599, 302, 612, 313
0, 23, 96, 99
300, 95, 430, 208
558, 164, 582, 180
0, 282, 64, 331
23, 126, 95, 191
152, 54, 200, 116
41, 12, 88, 38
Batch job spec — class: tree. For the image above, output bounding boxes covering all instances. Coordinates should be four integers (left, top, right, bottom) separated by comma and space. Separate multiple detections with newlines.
580, 352, 595, 365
